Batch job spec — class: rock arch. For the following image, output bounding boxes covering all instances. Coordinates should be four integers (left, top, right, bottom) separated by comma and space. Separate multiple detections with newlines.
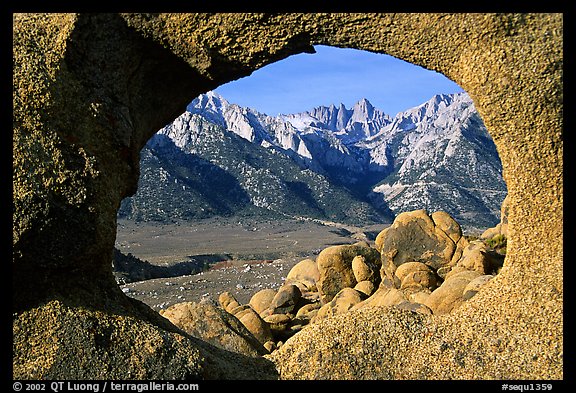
13, 13, 562, 379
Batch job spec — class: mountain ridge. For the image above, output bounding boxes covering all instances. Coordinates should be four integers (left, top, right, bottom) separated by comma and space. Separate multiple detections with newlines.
119, 91, 507, 231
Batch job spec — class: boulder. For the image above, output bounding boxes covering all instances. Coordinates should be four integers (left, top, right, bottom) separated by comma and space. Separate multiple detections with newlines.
394, 261, 439, 291
379, 210, 464, 277
249, 288, 277, 316
269, 284, 302, 315
481, 224, 502, 240
352, 287, 409, 311
160, 300, 267, 357
285, 258, 320, 292
218, 291, 241, 314
354, 280, 376, 297
263, 313, 292, 340
295, 302, 322, 322
481, 195, 509, 239
446, 241, 495, 280
232, 305, 274, 346
314, 288, 367, 322
436, 265, 452, 281
424, 270, 482, 315
351, 255, 380, 284
394, 261, 429, 282
401, 270, 438, 291
316, 242, 380, 303
300, 290, 321, 304
431, 211, 463, 244
448, 236, 470, 270
374, 227, 390, 252
287, 318, 307, 336
263, 313, 292, 330
406, 289, 431, 305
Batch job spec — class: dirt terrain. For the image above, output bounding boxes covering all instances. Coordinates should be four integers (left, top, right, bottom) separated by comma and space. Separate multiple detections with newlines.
115, 217, 389, 310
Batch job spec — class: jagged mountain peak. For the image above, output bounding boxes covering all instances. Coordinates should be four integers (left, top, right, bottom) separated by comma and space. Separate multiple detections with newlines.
413, 92, 465, 116
352, 97, 374, 114
188, 90, 230, 113
124, 90, 507, 230
277, 97, 391, 146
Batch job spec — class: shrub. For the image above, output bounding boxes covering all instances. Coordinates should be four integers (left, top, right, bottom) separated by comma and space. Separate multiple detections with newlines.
485, 234, 507, 254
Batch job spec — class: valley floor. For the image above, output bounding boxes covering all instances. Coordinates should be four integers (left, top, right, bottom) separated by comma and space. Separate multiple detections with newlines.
115, 217, 389, 309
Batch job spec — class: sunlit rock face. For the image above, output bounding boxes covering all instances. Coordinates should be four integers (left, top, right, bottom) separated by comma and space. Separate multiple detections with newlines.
13, 13, 562, 380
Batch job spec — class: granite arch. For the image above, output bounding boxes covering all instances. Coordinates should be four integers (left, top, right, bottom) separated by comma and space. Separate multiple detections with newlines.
13, 13, 562, 379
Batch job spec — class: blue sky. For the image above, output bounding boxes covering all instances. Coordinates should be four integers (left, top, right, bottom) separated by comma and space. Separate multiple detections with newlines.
215, 45, 464, 117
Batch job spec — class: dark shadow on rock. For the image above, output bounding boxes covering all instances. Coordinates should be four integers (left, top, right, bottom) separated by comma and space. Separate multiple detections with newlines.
14, 266, 279, 379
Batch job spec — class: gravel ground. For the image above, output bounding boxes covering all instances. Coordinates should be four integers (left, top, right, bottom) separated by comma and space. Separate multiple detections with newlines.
120, 256, 304, 311
116, 217, 389, 311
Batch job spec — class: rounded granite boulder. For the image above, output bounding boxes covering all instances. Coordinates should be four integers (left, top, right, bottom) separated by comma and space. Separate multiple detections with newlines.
285, 258, 320, 292
316, 242, 381, 304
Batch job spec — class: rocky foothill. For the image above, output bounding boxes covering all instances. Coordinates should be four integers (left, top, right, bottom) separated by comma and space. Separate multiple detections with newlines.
156, 208, 507, 358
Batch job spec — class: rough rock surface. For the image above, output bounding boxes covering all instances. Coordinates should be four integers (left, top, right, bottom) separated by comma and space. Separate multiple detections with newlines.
481, 194, 510, 239
13, 297, 277, 379
13, 13, 563, 379
316, 242, 381, 303
285, 258, 320, 292
159, 300, 267, 357
380, 209, 464, 275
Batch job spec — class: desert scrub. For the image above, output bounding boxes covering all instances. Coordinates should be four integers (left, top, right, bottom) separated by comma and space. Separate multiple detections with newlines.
485, 234, 507, 255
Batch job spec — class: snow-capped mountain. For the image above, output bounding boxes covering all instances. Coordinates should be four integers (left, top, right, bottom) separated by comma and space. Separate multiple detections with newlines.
281, 98, 391, 144
365, 93, 507, 229
119, 91, 507, 230
118, 111, 392, 225
186, 91, 395, 186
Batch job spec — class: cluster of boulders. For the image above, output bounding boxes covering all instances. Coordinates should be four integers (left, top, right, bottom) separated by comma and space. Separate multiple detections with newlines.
160, 209, 505, 357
